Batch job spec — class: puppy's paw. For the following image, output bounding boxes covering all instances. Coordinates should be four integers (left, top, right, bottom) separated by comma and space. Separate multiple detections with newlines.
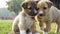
20, 30, 26, 34
44, 32, 48, 34
28, 32, 32, 34
35, 32, 40, 34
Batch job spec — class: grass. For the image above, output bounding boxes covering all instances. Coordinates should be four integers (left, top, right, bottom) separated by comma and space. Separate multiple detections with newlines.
0, 20, 13, 34
0, 20, 60, 34
35, 22, 60, 34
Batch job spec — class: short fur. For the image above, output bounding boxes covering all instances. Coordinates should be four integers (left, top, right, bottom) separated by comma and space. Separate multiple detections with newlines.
36, 0, 60, 33
12, 0, 39, 34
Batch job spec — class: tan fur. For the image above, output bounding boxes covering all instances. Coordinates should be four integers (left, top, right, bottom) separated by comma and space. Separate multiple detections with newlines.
36, 0, 60, 33
12, 0, 39, 34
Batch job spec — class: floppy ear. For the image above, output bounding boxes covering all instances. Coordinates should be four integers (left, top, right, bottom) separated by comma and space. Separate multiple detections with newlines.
21, 2, 28, 9
46, 1, 53, 8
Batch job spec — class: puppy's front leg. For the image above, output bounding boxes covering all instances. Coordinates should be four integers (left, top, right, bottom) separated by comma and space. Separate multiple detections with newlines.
18, 22, 26, 34
44, 21, 51, 34
30, 23, 40, 34
56, 23, 60, 32
12, 15, 20, 34
18, 15, 27, 34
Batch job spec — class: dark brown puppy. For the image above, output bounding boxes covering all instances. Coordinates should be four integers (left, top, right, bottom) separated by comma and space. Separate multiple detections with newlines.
12, 0, 39, 34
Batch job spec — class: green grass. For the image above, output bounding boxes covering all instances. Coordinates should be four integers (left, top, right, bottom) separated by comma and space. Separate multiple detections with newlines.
0, 20, 60, 34
0, 20, 13, 34
35, 22, 60, 34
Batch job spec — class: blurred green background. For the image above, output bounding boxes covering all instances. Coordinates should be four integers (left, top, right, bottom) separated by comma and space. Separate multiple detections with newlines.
0, 0, 60, 34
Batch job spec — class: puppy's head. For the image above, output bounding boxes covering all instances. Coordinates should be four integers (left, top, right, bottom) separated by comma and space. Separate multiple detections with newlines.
21, 0, 39, 16
37, 0, 53, 16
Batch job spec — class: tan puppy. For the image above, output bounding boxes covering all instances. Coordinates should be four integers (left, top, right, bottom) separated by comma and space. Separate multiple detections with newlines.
36, 0, 60, 34
12, 0, 39, 34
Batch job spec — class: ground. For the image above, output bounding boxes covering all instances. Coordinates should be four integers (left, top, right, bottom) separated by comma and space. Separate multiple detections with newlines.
0, 20, 60, 34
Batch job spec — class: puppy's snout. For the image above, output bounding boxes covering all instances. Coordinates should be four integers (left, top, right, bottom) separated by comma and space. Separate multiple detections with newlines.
39, 11, 44, 16
28, 9, 38, 16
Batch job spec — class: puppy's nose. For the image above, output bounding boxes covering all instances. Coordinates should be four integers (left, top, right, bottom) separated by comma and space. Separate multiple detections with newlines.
39, 14, 44, 16
39, 11, 44, 16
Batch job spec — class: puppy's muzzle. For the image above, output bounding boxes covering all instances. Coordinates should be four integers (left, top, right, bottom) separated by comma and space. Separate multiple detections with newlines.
28, 9, 38, 16
39, 11, 44, 16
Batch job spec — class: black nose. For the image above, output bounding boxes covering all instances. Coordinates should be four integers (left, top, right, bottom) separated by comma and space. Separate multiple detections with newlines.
39, 14, 44, 16
28, 11, 37, 16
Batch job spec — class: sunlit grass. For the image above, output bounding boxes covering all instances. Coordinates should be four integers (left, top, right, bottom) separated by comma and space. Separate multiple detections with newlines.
0, 20, 60, 34
0, 20, 13, 34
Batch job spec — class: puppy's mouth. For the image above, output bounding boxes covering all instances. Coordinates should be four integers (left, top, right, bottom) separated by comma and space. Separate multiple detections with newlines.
28, 9, 38, 16
28, 12, 37, 16
39, 14, 45, 16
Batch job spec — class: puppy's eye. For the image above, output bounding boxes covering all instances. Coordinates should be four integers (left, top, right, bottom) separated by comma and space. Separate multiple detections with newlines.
43, 7, 47, 10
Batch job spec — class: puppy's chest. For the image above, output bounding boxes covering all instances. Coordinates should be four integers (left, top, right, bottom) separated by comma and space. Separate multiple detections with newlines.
25, 16, 35, 28
40, 16, 50, 22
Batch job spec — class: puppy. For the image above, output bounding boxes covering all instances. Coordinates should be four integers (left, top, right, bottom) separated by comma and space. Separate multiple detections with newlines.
12, 0, 39, 34
36, 0, 60, 34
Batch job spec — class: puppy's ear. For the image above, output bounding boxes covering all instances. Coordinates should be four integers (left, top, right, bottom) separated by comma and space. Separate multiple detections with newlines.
21, 2, 28, 9
46, 1, 53, 8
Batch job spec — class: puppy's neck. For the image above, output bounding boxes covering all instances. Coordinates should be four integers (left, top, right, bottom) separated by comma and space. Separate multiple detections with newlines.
21, 9, 27, 14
